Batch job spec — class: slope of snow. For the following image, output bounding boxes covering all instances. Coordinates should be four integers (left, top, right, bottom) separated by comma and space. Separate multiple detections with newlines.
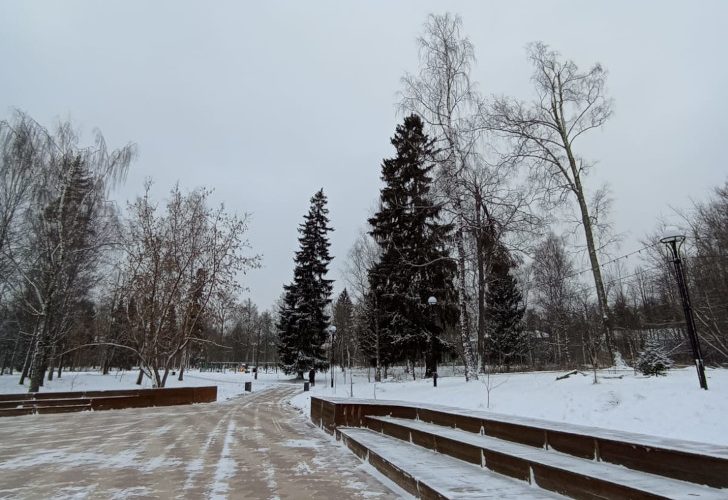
0, 368, 286, 401
290, 366, 728, 446
3, 365, 726, 447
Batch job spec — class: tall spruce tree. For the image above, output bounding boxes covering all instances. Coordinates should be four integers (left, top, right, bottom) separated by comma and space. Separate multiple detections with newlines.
485, 246, 526, 371
277, 189, 334, 378
368, 114, 457, 378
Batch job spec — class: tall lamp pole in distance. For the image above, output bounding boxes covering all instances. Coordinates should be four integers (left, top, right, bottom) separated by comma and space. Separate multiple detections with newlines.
328, 325, 337, 388
660, 227, 708, 390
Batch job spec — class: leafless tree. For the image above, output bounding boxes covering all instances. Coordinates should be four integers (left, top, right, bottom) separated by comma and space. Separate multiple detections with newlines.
530, 233, 578, 367
670, 183, 728, 362
489, 42, 615, 362
341, 228, 380, 302
119, 182, 259, 387
1, 115, 134, 392
0, 113, 45, 303
400, 13, 482, 380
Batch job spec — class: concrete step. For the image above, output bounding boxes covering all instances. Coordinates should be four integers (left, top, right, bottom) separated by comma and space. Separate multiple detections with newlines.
338, 427, 566, 499
366, 415, 727, 500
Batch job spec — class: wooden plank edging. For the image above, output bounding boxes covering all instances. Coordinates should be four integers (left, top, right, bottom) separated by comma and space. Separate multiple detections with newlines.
0, 386, 217, 416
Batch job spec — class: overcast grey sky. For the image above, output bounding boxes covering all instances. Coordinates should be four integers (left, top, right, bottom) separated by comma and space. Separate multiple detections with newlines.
2, 1, 726, 310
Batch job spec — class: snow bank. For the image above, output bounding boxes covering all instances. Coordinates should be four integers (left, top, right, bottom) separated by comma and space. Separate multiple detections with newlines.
0, 369, 286, 401
289, 366, 728, 446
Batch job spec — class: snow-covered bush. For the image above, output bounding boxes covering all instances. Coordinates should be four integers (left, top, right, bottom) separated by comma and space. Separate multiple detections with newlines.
637, 338, 672, 376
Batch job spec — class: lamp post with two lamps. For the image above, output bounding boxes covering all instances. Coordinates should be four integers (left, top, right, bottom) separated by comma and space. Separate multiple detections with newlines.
660, 227, 708, 390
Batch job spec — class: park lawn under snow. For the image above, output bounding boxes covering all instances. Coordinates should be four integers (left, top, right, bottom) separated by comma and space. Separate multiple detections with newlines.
290, 366, 728, 446
3, 365, 726, 447
0, 368, 287, 401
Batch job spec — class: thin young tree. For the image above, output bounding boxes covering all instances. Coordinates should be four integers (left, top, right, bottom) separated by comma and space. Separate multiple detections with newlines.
531, 233, 578, 367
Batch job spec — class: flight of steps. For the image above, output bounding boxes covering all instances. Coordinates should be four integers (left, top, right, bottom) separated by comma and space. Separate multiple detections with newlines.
316, 399, 728, 499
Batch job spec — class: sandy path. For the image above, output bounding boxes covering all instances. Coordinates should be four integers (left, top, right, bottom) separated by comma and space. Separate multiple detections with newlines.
0, 384, 399, 499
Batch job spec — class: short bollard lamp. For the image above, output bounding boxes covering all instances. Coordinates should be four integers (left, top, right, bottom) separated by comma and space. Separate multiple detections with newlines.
660, 227, 708, 390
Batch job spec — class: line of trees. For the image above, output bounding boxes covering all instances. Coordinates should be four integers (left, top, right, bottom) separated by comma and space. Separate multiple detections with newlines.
0, 112, 269, 390
320, 13, 728, 380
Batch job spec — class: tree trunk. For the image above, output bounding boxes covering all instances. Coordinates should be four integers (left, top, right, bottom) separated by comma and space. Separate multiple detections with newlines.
178, 349, 186, 381
574, 185, 614, 362
136, 368, 144, 385
47, 343, 57, 382
29, 325, 49, 392
19, 324, 38, 385
565, 132, 614, 363
153, 367, 163, 388
374, 295, 382, 382
6, 333, 21, 375
474, 192, 487, 370
57, 357, 63, 379
455, 221, 478, 381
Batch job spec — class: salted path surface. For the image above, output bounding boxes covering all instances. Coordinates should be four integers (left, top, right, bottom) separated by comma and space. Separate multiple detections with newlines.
0, 384, 399, 499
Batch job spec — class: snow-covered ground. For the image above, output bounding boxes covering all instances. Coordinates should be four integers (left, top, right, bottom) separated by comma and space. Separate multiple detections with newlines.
0, 368, 287, 401
4, 365, 726, 447
290, 366, 728, 446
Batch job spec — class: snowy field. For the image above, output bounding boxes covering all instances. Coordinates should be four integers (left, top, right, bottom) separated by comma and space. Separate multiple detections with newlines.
290, 366, 728, 446
0, 368, 288, 401
3, 365, 727, 447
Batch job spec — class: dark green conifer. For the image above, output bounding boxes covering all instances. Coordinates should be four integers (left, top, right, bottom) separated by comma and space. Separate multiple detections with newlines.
277, 189, 334, 378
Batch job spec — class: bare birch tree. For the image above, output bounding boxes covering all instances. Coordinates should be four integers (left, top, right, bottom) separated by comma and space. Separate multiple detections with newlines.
400, 13, 481, 380
489, 42, 616, 361
0, 114, 135, 392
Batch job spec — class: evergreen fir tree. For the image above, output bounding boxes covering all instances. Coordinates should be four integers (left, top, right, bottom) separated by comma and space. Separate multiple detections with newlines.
637, 338, 672, 376
367, 114, 457, 377
277, 189, 334, 378
485, 247, 527, 371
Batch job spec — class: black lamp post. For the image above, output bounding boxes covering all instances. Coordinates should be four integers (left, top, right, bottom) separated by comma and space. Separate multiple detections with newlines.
328, 325, 337, 388
427, 296, 438, 386
660, 227, 708, 390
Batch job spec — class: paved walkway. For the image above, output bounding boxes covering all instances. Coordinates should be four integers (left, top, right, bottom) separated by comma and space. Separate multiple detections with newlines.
0, 385, 400, 499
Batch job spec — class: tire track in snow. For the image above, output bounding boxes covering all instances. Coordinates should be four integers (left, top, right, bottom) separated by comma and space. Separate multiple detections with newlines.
209, 419, 237, 499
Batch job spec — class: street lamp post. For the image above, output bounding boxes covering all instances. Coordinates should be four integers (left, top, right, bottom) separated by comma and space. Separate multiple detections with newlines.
328, 325, 337, 388
660, 227, 708, 390
427, 296, 437, 386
